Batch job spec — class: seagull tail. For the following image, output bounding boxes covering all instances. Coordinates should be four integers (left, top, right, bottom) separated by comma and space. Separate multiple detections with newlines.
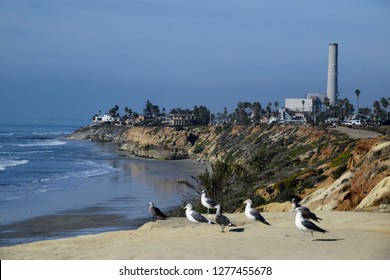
208, 220, 215, 225
263, 221, 271, 226
229, 223, 237, 227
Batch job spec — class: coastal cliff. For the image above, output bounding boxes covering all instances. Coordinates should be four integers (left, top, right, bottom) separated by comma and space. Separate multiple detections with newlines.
68, 124, 390, 211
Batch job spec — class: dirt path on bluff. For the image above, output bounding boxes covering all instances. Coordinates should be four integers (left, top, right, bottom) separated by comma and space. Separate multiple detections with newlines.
331, 126, 381, 139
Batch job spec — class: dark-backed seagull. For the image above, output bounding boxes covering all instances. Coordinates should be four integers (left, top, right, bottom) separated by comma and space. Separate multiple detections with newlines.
291, 198, 322, 223
215, 204, 236, 233
243, 199, 271, 226
183, 203, 215, 227
148, 202, 167, 222
201, 190, 218, 214
295, 206, 328, 241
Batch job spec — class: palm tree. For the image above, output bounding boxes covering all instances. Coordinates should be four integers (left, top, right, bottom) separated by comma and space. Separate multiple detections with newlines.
373, 101, 382, 120
274, 101, 279, 113
355, 89, 360, 113
252, 102, 262, 123
380, 97, 389, 119
343, 98, 354, 117
266, 102, 272, 118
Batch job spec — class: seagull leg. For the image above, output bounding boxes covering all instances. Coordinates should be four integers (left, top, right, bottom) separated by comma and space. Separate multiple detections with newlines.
311, 232, 315, 241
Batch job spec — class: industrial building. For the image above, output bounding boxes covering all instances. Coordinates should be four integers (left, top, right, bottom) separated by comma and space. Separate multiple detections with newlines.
283, 43, 338, 118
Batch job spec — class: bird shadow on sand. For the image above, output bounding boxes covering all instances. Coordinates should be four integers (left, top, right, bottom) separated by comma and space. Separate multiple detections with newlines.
228, 227, 245, 233
313, 238, 345, 242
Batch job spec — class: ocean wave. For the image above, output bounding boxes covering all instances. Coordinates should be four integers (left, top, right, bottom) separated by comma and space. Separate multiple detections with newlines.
16, 150, 54, 155
14, 140, 66, 147
0, 193, 27, 201
71, 160, 117, 179
33, 131, 68, 136
0, 159, 29, 171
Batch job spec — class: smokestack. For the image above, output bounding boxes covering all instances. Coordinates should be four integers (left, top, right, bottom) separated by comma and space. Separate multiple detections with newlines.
326, 43, 338, 105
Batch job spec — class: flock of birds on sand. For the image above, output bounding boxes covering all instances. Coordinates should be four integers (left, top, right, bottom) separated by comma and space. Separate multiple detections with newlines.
148, 190, 329, 241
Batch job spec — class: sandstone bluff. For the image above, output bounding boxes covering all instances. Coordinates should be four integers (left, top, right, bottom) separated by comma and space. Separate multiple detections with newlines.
68, 124, 390, 212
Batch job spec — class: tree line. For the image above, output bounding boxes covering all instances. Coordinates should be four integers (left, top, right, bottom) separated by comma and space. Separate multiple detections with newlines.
94, 94, 390, 126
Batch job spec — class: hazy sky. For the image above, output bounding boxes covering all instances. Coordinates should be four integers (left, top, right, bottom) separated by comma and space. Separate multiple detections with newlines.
1, 0, 389, 124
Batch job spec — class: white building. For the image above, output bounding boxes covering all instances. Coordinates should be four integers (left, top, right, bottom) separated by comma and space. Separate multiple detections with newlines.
92, 114, 114, 125
285, 98, 313, 113
306, 92, 326, 102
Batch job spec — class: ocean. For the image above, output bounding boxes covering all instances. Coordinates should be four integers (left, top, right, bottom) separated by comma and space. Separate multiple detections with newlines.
0, 122, 205, 246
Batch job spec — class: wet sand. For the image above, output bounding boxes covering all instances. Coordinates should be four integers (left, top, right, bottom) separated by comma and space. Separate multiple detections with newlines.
0, 206, 148, 247
1, 211, 389, 260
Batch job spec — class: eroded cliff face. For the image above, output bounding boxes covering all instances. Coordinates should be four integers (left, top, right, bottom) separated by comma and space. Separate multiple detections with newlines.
69, 124, 390, 211
300, 139, 390, 211
69, 125, 198, 159
118, 126, 198, 159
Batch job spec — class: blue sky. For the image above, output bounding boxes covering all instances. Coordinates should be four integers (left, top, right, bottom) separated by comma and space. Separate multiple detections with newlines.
1, 0, 389, 124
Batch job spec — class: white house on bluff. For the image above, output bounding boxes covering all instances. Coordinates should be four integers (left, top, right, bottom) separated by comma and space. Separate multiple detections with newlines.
92, 114, 114, 125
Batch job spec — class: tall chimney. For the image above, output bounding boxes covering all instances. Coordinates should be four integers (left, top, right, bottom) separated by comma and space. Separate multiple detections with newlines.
326, 43, 338, 105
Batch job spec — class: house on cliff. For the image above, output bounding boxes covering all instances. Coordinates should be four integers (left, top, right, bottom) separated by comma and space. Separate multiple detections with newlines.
92, 114, 114, 125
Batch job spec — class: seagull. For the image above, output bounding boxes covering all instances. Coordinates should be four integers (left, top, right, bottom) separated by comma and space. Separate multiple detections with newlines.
148, 202, 167, 222
201, 190, 218, 214
215, 204, 236, 233
295, 206, 328, 241
291, 198, 322, 223
183, 203, 215, 227
243, 199, 271, 226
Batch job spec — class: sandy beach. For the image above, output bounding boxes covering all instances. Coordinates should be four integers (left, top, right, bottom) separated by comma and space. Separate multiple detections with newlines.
1, 211, 389, 260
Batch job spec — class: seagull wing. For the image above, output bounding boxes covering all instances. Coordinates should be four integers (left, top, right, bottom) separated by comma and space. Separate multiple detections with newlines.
301, 220, 328, 233
191, 210, 210, 223
206, 198, 218, 208
216, 214, 235, 226
301, 207, 322, 222
154, 207, 167, 219
250, 209, 271, 225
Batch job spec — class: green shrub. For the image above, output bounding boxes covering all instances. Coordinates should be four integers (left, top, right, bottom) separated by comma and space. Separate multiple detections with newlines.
331, 152, 352, 167
331, 163, 347, 179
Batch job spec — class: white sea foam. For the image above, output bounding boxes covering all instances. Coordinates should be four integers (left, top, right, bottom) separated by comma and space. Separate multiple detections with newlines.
15, 140, 66, 147
16, 150, 53, 155
73, 161, 115, 179
0, 159, 29, 171
33, 131, 67, 135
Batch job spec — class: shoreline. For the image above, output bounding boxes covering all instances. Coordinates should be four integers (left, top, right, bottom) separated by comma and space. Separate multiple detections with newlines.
0, 205, 148, 247
1, 211, 389, 260
0, 156, 207, 247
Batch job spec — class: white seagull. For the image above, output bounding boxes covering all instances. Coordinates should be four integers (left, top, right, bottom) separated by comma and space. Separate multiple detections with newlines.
243, 199, 271, 226
215, 204, 236, 233
183, 203, 215, 227
291, 198, 322, 223
148, 202, 167, 222
295, 206, 328, 241
201, 190, 218, 214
